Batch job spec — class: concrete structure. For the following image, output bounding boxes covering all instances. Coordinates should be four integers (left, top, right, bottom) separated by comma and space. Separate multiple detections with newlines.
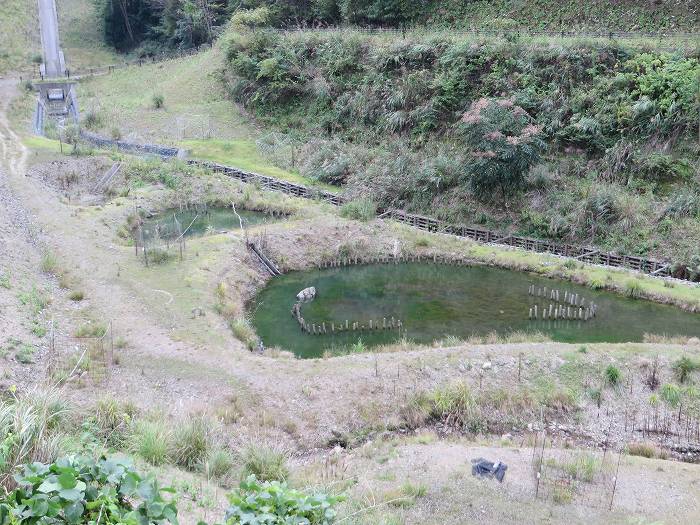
35, 0, 78, 125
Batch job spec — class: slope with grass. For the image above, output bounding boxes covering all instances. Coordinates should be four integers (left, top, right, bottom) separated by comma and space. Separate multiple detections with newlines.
0, 0, 39, 75
218, 27, 700, 277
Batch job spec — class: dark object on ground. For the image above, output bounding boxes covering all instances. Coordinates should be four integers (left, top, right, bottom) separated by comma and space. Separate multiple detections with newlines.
471, 457, 508, 482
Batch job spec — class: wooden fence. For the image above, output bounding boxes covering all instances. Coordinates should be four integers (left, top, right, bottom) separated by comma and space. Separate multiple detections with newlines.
77, 133, 681, 281
186, 157, 676, 278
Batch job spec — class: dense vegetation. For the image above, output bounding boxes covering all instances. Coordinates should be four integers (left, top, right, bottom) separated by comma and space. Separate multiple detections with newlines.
98, 0, 700, 53
220, 26, 700, 275
0, 392, 343, 524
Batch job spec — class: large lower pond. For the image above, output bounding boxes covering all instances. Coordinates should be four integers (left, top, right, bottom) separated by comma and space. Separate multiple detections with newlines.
142, 207, 272, 241
251, 263, 700, 358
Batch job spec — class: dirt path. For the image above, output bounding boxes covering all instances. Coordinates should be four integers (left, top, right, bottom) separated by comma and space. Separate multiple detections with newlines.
0, 77, 51, 386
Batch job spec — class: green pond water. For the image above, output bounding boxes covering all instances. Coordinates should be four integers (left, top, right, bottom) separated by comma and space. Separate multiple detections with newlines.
251, 263, 700, 358
142, 207, 272, 240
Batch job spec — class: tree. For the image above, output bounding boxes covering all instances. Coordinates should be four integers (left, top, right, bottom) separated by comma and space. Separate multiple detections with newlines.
457, 98, 545, 204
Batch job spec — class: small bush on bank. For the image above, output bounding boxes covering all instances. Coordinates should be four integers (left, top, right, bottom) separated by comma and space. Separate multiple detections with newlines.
673, 356, 699, 384
92, 398, 137, 448
340, 198, 377, 222
40, 251, 59, 274
624, 279, 643, 298
74, 322, 107, 338
205, 447, 234, 480
82, 109, 102, 130
68, 290, 84, 301
627, 442, 668, 459
171, 416, 211, 470
152, 93, 165, 109
230, 317, 258, 351
604, 365, 622, 386
240, 444, 288, 482
0, 390, 67, 489
147, 247, 173, 265
131, 419, 171, 466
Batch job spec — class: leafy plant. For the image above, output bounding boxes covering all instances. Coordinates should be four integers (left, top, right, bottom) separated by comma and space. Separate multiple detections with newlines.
225, 475, 342, 524
457, 98, 545, 203
3, 455, 178, 524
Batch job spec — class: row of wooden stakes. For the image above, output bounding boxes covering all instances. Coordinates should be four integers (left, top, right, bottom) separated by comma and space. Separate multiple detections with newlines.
528, 285, 595, 309
318, 253, 472, 268
291, 302, 403, 335
528, 303, 598, 321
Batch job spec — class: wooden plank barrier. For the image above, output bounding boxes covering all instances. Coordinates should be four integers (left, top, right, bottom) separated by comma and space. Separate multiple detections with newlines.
183, 159, 677, 280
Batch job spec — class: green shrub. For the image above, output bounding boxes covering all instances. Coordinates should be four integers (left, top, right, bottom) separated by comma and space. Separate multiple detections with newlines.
171, 416, 211, 470
673, 357, 699, 384
205, 448, 234, 480
5, 455, 177, 524
430, 381, 485, 433
147, 248, 172, 265
623, 279, 643, 298
18, 286, 50, 314
151, 93, 165, 109
240, 444, 288, 482
82, 109, 102, 130
339, 198, 377, 222
15, 343, 36, 364
74, 322, 107, 338
0, 392, 66, 475
229, 318, 258, 351
68, 290, 84, 301
604, 365, 622, 386
627, 442, 667, 459
131, 420, 171, 466
660, 383, 681, 408
225, 475, 342, 524
457, 98, 545, 203
92, 398, 137, 448
40, 251, 59, 274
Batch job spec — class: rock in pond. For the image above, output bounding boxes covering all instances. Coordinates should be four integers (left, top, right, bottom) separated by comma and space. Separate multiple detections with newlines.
296, 287, 316, 302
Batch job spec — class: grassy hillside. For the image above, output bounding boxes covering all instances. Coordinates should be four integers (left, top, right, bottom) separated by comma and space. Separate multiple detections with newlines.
58, 0, 119, 68
219, 28, 700, 276
423, 0, 700, 32
0, 0, 38, 75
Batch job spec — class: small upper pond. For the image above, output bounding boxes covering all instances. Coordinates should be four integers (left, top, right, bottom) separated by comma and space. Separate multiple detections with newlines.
142, 207, 272, 241
251, 263, 700, 358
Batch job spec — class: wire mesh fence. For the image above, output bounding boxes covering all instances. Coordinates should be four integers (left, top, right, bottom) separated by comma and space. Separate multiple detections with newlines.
46, 319, 115, 385
531, 431, 623, 509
